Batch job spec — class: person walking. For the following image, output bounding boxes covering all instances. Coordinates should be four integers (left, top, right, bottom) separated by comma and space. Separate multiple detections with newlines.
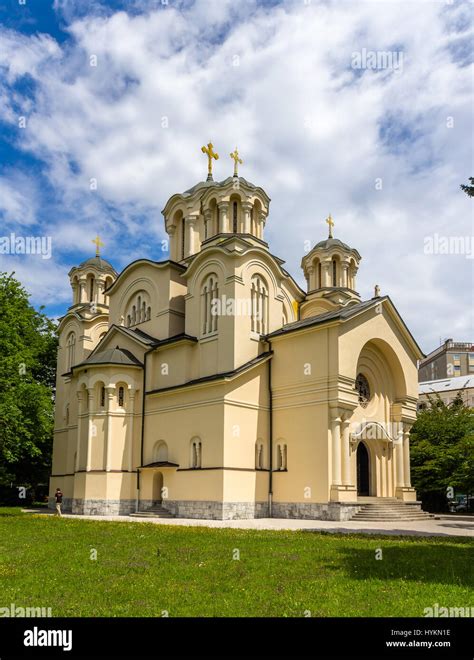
54, 488, 63, 517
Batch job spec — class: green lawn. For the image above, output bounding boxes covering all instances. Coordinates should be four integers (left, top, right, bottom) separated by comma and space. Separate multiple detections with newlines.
0, 507, 472, 617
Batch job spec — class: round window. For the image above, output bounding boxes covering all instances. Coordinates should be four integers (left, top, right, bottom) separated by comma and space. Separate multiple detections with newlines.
356, 373, 371, 408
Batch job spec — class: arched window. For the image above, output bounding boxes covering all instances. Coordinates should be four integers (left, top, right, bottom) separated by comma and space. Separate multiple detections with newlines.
332, 259, 337, 287
233, 201, 238, 233
356, 373, 370, 408
190, 439, 202, 468
251, 275, 268, 335
202, 274, 218, 335
118, 386, 124, 407
125, 291, 151, 327
277, 443, 287, 470
154, 441, 168, 462
66, 332, 76, 371
318, 262, 322, 289
100, 386, 105, 408
181, 217, 186, 259
89, 276, 95, 302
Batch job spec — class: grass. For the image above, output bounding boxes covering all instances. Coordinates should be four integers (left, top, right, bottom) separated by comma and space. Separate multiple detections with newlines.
0, 507, 473, 617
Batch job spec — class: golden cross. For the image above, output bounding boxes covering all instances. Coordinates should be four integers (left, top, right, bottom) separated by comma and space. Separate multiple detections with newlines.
201, 142, 219, 180
326, 213, 334, 238
92, 235, 104, 257
230, 147, 243, 177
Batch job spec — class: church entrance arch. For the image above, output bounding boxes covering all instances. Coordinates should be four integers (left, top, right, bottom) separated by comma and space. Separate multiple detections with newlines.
356, 442, 370, 496
152, 472, 164, 504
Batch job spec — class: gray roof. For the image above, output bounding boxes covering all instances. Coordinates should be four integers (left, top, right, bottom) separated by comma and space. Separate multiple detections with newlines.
313, 237, 356, 253
115, 325, 159, 346
77, 346, 142, 368
419, 375, 474, 395
78, 255, 117, 273
266, 298, 382, 339
183, 176, 261, 196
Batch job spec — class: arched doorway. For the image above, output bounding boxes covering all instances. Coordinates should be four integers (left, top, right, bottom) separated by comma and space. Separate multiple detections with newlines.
357, 443, 370, 496
152, 472, 163, 504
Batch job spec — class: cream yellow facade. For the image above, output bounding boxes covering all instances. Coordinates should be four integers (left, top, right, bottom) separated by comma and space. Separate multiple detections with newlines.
49, 172, 423, 520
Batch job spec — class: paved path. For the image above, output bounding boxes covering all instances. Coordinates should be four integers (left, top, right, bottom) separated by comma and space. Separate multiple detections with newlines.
25, 510, 474, 537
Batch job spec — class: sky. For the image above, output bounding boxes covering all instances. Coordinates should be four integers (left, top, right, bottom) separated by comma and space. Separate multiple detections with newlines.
0, 0, 472, 354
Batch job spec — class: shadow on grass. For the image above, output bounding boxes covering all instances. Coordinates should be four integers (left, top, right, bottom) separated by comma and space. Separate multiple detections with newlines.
335, 543, 474, 587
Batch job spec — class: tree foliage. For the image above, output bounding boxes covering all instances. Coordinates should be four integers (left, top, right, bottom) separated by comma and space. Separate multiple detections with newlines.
410, 393, 474, 512
460, 177, 474, 197
0, 272, 57, 492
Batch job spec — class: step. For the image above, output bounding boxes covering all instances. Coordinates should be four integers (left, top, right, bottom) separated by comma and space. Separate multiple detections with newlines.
129, 509, 174, 518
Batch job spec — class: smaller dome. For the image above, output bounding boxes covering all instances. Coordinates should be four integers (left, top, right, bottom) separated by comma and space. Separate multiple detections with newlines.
313, 237, 353, 251
78, 256, 116, 273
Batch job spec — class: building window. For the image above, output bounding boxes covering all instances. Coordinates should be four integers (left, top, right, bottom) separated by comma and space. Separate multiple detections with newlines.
251, 275, 268, 335
126, 292, 151, 327
66, 332, 76, 371
356, 373, 371, 408
202, 274, 218, 335
233, 201, 238, 233
332, 259, 337, 287
318, 262, 322, 288
89, 276, 95, 302
469, 353, 474, 372
118, 386, 124, 407
181, 217, 186, 259
100, 386, 105, 408
191, 440, 202, 468
276, 443, 287, 470
65, 405, 70, 426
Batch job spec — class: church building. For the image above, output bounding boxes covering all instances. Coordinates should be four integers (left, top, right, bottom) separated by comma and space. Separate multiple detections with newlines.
49, 145, 424, 520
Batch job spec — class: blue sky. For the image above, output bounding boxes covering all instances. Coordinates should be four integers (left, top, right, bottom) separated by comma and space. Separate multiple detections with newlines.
0, 0, 472, 352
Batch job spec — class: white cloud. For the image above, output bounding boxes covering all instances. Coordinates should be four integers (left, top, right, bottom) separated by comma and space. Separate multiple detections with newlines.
0, 0, 472, 350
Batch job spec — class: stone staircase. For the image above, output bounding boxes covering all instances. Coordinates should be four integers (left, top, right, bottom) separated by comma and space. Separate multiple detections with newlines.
129, 505, 174, 519
351, 497, 434, 522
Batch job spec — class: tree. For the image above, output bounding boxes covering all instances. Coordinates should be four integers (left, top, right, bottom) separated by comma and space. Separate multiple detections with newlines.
0, 272, 57, 499
410, 393, 474, 512
460, 177, 474, 197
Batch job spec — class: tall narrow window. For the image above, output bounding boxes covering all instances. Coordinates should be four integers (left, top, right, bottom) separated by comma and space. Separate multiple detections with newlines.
233, 201, 238, 233
89, 276, 95, 302
251, 275, 268, 335
277, 443, 287, 470
191, 440, 202, 468
202, 274, 218, 335
100, 386, 105, 408
118, 386, 124, 407
332, 259, 337, 287
181, 217, 186, 259
66, 333, 76, 371
318, 262, 322, 288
